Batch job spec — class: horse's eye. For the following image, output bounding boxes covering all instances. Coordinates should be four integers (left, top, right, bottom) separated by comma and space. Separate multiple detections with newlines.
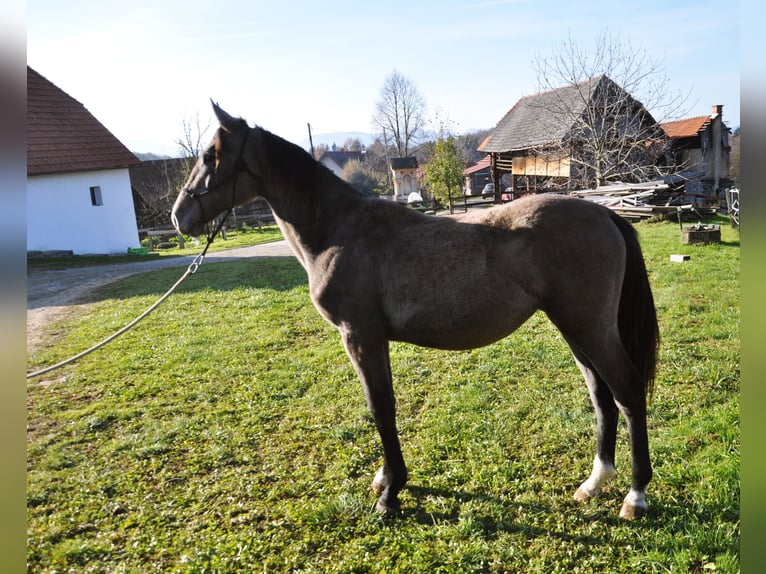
203, 153, 216, 168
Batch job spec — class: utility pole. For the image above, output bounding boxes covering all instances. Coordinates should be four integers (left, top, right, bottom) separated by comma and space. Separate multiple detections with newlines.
383, 127, 393, 195
307, 123, 315, 158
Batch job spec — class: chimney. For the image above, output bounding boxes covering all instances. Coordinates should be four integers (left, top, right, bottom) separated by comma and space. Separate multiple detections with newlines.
712, 104, 723, 116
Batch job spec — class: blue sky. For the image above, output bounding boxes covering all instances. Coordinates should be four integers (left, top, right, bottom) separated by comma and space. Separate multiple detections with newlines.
28, 0, 740, 156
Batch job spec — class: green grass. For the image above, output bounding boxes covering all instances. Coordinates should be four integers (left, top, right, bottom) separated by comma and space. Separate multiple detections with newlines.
27, 217, 739, 572
27, 225, 283, 271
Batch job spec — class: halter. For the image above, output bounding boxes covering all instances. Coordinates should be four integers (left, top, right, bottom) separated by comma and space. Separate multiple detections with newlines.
182, 124, 260, 241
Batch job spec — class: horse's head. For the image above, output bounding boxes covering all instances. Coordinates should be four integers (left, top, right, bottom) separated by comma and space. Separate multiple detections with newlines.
171, 101, 259, 237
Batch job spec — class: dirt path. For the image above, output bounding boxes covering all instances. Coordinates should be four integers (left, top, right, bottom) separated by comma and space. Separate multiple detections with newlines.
27, 241, 294, 354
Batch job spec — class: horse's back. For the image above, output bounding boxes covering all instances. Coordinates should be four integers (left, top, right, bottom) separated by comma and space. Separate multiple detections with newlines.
455, 193, 629, 326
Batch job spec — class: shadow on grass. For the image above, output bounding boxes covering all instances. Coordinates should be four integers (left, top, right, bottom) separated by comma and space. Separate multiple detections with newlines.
399, 481, 736, 557
401, 484, 612, 546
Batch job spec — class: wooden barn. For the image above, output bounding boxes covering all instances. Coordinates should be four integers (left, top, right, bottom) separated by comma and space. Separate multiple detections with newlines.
478, 75, 663, 198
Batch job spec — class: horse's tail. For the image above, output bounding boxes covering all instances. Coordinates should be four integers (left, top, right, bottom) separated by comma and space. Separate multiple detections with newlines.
611, 212, 660, 399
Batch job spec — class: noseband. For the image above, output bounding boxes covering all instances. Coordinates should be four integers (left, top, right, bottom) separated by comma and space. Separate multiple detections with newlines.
183, 126, 260, 237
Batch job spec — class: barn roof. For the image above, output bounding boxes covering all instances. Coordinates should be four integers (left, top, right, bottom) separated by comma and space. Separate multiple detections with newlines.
27, 66, 139, 176
478, 75, 635, 153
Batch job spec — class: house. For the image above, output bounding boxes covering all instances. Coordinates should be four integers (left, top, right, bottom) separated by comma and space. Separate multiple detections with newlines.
660, 105, 731, 200
478, 75, 664, 196
27, 67, 141, 254
318, 150, 364, 179
463, 155, 491, 196
390, 157, 419, 202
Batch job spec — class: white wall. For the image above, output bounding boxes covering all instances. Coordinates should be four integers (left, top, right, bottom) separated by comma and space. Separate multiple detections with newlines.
27, 169, 140, 255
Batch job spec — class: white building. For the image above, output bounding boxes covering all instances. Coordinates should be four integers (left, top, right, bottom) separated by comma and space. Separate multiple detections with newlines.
27, 67, 141, 255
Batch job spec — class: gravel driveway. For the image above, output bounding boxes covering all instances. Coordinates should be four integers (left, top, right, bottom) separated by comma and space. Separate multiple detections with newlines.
27, 240, 294, 354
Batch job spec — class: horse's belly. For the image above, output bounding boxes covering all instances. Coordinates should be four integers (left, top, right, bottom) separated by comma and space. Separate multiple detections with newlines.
385, 296, 537, 351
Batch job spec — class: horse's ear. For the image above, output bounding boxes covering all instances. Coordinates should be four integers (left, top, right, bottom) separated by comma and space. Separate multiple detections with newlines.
210, 99, 240, 132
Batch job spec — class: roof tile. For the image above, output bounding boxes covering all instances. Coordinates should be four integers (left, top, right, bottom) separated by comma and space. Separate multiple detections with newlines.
660, 116, 710, 138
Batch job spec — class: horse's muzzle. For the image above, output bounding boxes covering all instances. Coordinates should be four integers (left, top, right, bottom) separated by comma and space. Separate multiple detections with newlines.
171, 192, 206, 237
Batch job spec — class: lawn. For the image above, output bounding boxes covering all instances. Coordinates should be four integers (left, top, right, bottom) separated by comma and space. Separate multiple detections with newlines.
26, 225, 284, 271
27, 216, 739, 573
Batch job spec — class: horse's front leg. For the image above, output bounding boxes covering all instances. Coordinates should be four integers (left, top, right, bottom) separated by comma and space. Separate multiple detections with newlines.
341, 329, 407, 515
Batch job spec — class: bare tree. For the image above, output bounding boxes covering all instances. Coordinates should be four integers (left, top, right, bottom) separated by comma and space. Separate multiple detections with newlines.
175, 111, 212, 174
133, 112, 212, 228
132, 159, 187, 228
531, 31, 689, 187
372, 70, 426, 157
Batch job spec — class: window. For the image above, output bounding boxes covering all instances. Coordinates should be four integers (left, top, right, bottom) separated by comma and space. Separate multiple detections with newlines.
89, 186, 103, 206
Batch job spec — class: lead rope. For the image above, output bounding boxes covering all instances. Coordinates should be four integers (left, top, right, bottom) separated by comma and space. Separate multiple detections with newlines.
26, 212, 230, 380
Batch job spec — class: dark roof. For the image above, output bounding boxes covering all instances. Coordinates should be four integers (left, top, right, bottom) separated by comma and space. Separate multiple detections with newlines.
27, 66, 139, 176
390, 157, 418, 170
318, 150, 363, 169
479, 75, 633, 153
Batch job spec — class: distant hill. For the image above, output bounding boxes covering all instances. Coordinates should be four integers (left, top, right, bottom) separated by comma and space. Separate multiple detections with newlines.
297, 131, 377, 151
133, 152, 174, 161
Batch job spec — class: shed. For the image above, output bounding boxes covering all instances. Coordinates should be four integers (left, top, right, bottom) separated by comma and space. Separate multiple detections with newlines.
660, 105, 731, 200
463, 155, 491, 196
27, 67, 141, 254
390, 157, 419, 202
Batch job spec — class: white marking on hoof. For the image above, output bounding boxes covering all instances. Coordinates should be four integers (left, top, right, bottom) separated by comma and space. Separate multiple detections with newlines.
371, 467, 386, 495
619, 489, 648, 519
574, 456, 615, 502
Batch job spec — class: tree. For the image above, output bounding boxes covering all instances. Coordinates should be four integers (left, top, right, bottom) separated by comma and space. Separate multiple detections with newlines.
424, 130, 466, 214
175, 111, 212, 174
313, 142, 330, 160
342, 158, 388, 196
531, 31, 688, 187
456, 129, 491, 164
132, 158, 188, 228
342, 137, 364, 152
372, 70, 426, 157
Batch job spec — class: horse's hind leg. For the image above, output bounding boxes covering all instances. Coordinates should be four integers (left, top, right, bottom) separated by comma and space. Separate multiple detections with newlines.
340, 330, 407, 516
571, 353, 619, 502
568, 337, 652, 519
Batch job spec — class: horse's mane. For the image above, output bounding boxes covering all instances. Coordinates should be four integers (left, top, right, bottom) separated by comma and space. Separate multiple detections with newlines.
254, 126, 319, 191
252, 125, 368, 221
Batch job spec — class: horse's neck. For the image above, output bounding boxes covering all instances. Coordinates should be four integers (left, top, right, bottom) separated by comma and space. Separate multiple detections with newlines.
251, 128, 364, 266
266, 166, 361, 268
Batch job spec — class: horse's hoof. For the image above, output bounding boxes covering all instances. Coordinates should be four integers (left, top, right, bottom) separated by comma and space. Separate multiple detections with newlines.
619, 502, 647, 520
573, 486, 598, 502
375, 499, 399, 517
619, 490, 648, 519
